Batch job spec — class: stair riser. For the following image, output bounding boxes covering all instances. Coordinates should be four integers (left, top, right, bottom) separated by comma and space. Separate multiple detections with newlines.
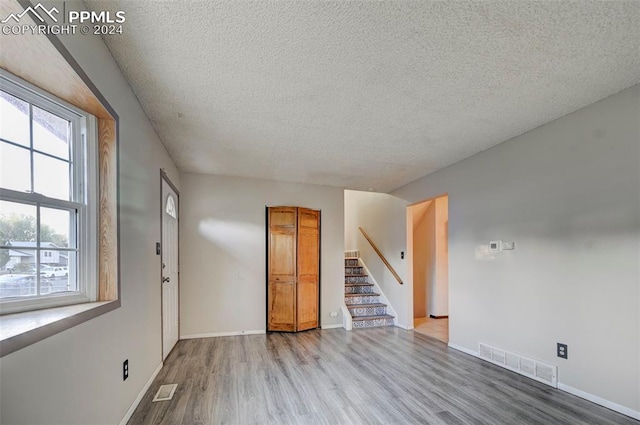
353, 318, 394, 328
345, 267, 364, 275
349, 306, 387, 316
345, 296, 379, 305
344, 257, 393, 328
345, 276, 368, 284
345, 286, 374, 294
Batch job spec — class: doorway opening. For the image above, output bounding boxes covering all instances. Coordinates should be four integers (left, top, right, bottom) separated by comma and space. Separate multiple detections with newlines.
407, 194, 449, 343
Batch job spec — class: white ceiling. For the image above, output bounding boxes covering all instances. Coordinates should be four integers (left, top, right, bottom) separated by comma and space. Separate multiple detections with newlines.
87, 1, 640, 192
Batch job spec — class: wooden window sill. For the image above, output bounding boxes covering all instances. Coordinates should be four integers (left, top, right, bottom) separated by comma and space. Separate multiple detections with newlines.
0, 300, 120, 357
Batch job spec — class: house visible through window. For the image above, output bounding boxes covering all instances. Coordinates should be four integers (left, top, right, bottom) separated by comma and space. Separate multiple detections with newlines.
0, 72, 98, 314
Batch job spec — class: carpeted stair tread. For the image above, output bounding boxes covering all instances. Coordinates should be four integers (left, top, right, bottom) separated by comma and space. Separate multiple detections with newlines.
345, 273, 367, 277
351, 314, 395, 321
344, 292, 380, 297
345, 282, 373, 286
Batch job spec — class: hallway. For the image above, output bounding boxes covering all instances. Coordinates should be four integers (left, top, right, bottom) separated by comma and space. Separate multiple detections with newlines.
413, 317, 449, 343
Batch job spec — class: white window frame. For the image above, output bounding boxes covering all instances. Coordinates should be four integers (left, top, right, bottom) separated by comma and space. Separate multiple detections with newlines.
0, 70, 98, 315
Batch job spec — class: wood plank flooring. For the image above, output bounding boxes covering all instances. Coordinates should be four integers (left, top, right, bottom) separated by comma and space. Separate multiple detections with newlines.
128, 328, 637, 425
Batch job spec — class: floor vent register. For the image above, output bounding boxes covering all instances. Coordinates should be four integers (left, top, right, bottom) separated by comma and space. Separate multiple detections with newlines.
152, 384, 178, 402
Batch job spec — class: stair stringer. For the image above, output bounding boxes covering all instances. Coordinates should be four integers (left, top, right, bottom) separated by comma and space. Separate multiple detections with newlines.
343, 250, 358, 331
358, 258, 398, 327
341, 304, 353, 331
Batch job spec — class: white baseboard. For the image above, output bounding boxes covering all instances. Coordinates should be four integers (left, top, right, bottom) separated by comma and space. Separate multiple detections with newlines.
119, 362, 163, 425
447, 342, 479, 357
396, 322, 412, 330
181, 330, 266, 339
557, 382, 640, 420
321, 324, 343, 329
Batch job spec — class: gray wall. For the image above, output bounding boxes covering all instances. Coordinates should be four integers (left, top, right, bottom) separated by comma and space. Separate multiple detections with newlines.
0, 1, 180, 424
179, 173, 345, 336
393, 85, 640, 413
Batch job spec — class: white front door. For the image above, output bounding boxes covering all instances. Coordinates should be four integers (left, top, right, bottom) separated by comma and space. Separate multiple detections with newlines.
161, 176, 179, 360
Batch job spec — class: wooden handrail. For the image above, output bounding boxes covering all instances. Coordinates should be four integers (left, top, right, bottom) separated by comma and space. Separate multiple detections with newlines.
358, 227, 403, 285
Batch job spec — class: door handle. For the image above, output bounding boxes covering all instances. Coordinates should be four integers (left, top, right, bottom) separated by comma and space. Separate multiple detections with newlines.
162, 276, 171, 283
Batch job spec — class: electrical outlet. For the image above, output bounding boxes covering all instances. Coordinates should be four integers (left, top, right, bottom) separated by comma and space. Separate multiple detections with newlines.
400, 251, 404, 259
156, 242, 161, 255
557, 343, 568, 359
123, 359, 129, 381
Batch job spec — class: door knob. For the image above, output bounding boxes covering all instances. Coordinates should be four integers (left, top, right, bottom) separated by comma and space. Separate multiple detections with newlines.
162, 276, 170, 283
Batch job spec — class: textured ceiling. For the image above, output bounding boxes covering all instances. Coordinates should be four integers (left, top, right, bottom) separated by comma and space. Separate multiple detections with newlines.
87, 1, 640, 192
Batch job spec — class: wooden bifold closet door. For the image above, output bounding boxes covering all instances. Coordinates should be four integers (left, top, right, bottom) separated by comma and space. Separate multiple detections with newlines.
267, 207, 320, 332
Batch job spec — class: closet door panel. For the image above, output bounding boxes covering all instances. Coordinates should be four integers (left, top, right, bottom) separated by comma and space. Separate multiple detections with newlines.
297, 208, 319, 331
268, 207, 297, 332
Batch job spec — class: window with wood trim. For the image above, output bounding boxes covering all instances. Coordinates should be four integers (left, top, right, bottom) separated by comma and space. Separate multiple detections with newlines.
0, 71, 98, 314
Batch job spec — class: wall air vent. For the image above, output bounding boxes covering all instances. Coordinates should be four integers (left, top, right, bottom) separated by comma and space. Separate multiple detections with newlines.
478, 343, 557, 388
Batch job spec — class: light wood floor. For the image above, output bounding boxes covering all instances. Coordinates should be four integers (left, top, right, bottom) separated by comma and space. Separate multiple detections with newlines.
128, 328, 637, 425
413, 317, 449, 343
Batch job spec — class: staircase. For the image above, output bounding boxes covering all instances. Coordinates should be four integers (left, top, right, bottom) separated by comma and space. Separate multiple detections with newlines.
344, 258, 394, 328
